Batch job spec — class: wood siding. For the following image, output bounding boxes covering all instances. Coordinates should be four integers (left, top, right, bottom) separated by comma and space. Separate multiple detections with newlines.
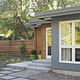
35, 24, 51, 59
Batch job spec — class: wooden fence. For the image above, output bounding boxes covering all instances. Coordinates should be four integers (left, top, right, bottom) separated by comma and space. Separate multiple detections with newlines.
0, 40, 36, 56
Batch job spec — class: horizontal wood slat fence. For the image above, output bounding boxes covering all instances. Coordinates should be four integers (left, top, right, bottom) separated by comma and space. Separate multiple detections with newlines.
0, 40, 36, 56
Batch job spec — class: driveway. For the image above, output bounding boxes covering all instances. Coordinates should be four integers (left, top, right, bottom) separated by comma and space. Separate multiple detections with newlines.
0, 67, 80, 80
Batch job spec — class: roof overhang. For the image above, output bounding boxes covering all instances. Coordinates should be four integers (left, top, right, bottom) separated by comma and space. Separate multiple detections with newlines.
24, 24, 39, 28
36, 6, 80, 19
26, 18, 51, 28
26, 6, 80, 28
29, 18, 51, 24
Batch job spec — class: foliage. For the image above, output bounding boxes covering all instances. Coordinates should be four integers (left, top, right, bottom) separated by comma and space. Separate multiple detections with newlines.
0, 0, 34, 40
19, 41, 26, 56
39, 50, 41, 55
31, 0, 55, 11
31, 50, 37, 55
0, 53, 9, 60
0, 0, 80, 40
57, 0, 80, 8
31, 0, 80, 12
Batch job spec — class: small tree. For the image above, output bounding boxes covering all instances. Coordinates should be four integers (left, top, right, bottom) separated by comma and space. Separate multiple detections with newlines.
19, 41, 26, 56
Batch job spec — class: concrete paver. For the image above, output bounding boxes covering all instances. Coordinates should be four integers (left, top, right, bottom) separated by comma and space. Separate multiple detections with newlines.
0, 71, 12, 74
1, 67, 13, 71
12, 78, 29, 80
0, 66, 80, 80
10, 69, 22, 72
0, 75, 16, 80
0, 73, 5, 77
10, 69, 41, 78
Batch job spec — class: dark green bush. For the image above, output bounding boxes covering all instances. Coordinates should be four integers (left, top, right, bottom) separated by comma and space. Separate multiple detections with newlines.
31, 50, 37, 55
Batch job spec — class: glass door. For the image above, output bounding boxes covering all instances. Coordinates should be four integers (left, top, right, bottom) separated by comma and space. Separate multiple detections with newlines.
46, 28, 51, 58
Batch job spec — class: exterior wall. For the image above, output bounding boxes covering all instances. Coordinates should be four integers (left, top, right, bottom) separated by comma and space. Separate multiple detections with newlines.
35, 24, 51, 59
51, 14, 80, 71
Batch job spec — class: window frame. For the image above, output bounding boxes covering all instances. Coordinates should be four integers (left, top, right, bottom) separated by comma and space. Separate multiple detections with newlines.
59, 20, 80, 64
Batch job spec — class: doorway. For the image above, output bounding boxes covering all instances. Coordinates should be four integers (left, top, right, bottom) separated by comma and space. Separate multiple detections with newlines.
46, 28, 51, 59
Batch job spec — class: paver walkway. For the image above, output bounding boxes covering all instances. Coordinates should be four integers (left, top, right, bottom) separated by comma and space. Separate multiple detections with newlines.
0, 66, 80, 80
0, 67, 30, 80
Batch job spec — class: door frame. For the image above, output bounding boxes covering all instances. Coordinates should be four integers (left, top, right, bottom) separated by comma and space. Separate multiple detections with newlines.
46, 28, 51, 59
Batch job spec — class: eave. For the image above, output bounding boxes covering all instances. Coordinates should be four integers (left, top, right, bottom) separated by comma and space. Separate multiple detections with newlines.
36, 6, 80, 19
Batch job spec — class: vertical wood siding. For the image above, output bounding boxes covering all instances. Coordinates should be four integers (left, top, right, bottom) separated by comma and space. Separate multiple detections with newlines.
35, 24, 51, 59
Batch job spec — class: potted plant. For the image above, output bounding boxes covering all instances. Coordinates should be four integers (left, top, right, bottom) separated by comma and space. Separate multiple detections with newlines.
31, 50, 37, 60
38, 50, 42, 59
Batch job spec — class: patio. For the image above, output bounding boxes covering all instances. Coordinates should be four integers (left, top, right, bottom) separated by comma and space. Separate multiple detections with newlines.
0, 66, 80, 80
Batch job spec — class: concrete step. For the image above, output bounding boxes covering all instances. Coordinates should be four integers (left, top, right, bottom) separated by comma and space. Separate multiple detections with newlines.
26, 66, 51, 72
32, 59, 51, 64
29, 63, 51, 68
7, 61, 32, 70
7, 59, 51, 72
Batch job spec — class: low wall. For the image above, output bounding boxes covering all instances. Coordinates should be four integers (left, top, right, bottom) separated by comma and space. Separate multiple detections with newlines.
0, 40, 36, 56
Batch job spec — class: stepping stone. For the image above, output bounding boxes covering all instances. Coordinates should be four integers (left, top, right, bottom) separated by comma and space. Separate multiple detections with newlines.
0, 71, 12, 74
12, 78, 29, 80
0, 75, 16, 80
1, 67, 13, 71
11, 69, 22, 72
0, 74, 5, 77
1, 67, 22, 72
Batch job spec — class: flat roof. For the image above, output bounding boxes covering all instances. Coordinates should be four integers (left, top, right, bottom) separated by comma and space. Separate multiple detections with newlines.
36, 6, 80, 18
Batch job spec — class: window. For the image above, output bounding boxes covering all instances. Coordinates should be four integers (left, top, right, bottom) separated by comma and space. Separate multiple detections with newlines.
61, 23, 72, 45
59, 20, 80, 63
61, 48, 72, 61
75, 22, 80, 45
75, 48, 80, 61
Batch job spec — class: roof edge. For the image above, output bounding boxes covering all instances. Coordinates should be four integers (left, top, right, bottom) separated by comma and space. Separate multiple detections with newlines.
36, 6, 80, 18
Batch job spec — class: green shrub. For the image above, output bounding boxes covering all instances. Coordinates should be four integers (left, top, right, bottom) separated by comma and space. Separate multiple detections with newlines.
19, 41, 26, 56
31, 50, 37, 55
0, 53, 9, 60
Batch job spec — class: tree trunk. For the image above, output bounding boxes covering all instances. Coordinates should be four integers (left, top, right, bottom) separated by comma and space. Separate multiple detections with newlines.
17, 17, 30, 40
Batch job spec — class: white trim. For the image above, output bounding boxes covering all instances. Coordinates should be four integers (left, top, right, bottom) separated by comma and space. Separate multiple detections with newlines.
46, 28, 51, 59
59, 23, 61, 62
59, 19, 80, 64
59, 20, 80, 24
72, 22, 75, 62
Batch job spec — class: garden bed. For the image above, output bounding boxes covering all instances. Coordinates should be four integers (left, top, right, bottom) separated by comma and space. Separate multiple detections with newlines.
0, 55, 31, 64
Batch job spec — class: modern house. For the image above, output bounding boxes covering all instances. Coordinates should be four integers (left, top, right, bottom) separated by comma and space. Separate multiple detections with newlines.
27, 6, 80, 71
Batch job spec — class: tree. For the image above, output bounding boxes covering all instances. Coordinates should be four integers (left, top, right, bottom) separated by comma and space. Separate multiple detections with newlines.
0, 0, 34, 40
31, 0, 80, 12
0, 0, 80, 40
57, 0, 80, 8
31, 0, 55, 11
